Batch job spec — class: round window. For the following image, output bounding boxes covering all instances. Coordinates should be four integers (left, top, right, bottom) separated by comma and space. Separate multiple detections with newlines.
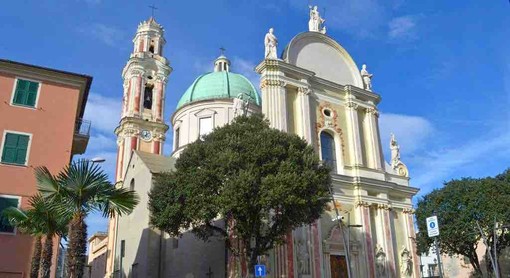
323, 109, 332, 117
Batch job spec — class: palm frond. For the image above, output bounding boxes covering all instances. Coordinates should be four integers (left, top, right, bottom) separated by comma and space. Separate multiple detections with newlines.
98, 187, 140, 218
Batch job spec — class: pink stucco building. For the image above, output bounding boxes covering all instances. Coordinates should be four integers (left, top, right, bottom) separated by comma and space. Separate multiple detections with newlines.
0, 59, 91, 277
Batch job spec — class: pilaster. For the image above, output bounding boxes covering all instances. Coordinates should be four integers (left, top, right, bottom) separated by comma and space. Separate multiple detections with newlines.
298, 86, 313, 143
355, 200, 375, 278
365, 107, 383, 170
403, 208, 420, 278
345, 98, 363, 167
378, 204, 397, 278
261, 79, 288, 131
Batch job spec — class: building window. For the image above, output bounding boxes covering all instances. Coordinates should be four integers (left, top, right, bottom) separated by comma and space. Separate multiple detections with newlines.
175, 128, 180, 149
149, 44, 155, 54
12, 79, 39, 107
1, 132, 30, 165
199, 117, 213, 139
130, 179, 135, 191
143, 83, 153, 110
320, 131, 337, 171
0, 196, 20, 234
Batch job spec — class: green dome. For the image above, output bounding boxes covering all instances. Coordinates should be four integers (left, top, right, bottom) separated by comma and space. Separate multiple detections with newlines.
176, 71, 261, 109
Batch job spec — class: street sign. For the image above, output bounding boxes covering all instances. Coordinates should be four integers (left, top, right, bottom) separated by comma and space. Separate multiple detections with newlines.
426, 216, 440, 237
255, 265, 266, 277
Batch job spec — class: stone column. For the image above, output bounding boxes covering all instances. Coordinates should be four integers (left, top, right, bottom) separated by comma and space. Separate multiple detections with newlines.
298, 86, 313, 144
364, 107, 383, 170
378, 204, 397, 277
355, 200, 375, 278
345, 99, 363, 166
122, 80, 130, 117
403, 208, 421, 278
261, 79, 288, 132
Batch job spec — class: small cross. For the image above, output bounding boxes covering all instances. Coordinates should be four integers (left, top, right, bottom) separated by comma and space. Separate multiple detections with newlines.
148, 4, 158, 17
206, 267, 213, 278
219, 47, 226, 55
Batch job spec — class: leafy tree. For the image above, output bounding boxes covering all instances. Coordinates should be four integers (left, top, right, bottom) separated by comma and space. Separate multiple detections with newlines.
415, 170, 510, 277
37, 160, 139, 278
149, 115, 331, 276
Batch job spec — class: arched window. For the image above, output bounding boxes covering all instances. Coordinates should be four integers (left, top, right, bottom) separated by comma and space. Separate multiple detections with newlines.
320, 131, 337, 171
130, 178, 135, 191
143, 83, 153, 109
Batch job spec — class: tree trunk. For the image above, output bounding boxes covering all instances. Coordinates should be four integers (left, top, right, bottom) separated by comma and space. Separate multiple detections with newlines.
40, 235, 54, 278
30, 235, 42, 278
66, 213, 87, 278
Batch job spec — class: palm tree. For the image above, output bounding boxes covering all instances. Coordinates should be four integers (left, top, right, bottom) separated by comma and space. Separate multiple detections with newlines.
3, 206, 43, 278
37, 159, 139, 278
3, 194, 68, 278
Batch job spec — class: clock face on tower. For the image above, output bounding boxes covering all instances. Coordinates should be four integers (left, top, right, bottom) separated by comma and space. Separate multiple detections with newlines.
140, 130, 152, 141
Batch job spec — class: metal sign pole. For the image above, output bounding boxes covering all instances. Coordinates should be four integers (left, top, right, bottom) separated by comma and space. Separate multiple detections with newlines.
434, 238, 444, 278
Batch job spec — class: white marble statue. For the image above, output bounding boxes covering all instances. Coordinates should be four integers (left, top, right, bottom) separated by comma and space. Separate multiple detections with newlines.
375, 244, 387, 277
233, 93, 249, 117
361, 64, 373, 91
308, 5, 326, 34
400, 246, 413, 277
390, 133, 400, 169
264, 28, 278, 59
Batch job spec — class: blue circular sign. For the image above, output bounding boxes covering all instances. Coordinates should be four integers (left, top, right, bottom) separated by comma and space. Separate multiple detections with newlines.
429, 222, 436, 228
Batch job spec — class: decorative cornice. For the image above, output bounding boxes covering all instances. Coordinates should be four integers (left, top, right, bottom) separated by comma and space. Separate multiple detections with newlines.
298, 86, 311, 95
377, 203, 392, 211
355, 200, 370, 208
402, 208, 415, 214
365, 107, 379, 117
346, 101, 359, 110
260, 79, 286, 89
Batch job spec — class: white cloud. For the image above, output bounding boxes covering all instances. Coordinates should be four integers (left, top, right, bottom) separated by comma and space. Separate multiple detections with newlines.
78, 23, 124, 47
290, 0, 388, 39
232, 57, 260, 91
379, 113, 434, 154
388, 15, 418, 41
412, 131, 510, 191
83, 93, 121, 135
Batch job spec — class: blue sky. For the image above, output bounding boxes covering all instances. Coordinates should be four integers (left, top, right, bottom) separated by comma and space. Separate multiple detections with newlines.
1, 0, 509, 237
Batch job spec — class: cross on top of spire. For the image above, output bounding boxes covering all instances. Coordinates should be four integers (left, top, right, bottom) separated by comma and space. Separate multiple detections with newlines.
219, 47, 226, 56
148, 4, 158, 17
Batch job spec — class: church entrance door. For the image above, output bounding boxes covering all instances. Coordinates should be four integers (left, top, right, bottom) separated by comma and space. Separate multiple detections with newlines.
330, 255, 349, 278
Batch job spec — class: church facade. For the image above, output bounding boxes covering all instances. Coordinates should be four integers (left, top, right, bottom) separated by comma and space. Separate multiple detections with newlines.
106, 10, 420, 278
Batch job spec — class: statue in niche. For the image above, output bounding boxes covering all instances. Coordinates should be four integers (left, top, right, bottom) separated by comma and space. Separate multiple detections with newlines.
400, 246, 413, 277
144, 83, 154, 109
375, 244, 386, 277
308, 5, 326, 34
361, 64, 373, 91
233, 93, 249, 118
295, 238, 311, 274
264, 28, 278, 60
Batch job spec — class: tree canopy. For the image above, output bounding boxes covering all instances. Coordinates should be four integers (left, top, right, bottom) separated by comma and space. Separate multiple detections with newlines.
149, 115, 331, 273
415, 169, 510, 276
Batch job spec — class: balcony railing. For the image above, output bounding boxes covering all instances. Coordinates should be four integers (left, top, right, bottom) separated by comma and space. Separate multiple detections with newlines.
72, 119, 91, 155
75, 119, 91, 137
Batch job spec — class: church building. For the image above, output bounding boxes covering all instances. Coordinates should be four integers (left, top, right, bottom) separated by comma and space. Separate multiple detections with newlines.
106, 9, 420, 278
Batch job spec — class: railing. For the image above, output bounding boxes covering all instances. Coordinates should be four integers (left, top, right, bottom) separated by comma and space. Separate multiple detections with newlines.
75, 119, 91, 137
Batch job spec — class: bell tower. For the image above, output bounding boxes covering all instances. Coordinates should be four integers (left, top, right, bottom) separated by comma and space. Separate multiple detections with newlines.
115, 16, 171, 181
106, 17, 172, 276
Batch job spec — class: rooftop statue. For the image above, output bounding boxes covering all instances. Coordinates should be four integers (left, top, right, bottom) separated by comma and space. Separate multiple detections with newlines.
390, 133, 409, 177
264, 28, 278, 60
308, 5, 326, 34
361, 64, 373, 91
233, 93, 249, 118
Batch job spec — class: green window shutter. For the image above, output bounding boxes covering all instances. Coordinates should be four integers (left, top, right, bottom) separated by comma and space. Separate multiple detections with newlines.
0, 197, 19, 233
13, 79, 39, 107
1, 133, 30, 165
